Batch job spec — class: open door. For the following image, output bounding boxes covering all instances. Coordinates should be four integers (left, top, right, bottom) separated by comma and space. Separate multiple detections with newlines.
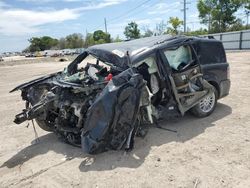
161, 44, 213, 115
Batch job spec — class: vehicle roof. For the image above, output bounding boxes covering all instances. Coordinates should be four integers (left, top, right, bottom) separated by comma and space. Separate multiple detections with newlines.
86, 35, 221, 69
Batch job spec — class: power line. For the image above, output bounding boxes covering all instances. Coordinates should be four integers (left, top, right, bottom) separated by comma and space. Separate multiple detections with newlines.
107, 0, 153, 23
109, 0, 162, 24
89, 0, 152, 30
86, 0, 248, 36
90, 0, 160, 32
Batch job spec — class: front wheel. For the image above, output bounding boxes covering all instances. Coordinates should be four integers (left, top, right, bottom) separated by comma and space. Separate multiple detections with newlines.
28, 86, 55, 132
35, 118, 54, 132
190, 86, 218, 118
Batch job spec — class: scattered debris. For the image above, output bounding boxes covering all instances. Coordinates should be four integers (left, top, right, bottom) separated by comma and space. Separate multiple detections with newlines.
58, 57, 69, 62
194, 178, 200, 188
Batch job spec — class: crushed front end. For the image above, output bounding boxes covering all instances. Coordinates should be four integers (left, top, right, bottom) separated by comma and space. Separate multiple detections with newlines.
11, 51, 149, 154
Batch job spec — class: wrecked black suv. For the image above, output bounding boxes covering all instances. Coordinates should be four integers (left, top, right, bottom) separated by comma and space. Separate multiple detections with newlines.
11, 35, 230, 154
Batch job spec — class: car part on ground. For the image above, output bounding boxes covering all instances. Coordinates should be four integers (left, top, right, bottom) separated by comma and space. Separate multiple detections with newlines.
58, 57, 69, 62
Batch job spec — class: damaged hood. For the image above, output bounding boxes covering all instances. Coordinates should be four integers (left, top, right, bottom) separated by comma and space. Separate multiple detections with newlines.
10, 72, 60, 93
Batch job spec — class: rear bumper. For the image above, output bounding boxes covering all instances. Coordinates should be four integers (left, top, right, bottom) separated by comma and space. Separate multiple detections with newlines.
219, 79, 231, 99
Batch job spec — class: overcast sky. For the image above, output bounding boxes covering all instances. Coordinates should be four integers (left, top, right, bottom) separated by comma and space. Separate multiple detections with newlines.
0, 0, 247, 53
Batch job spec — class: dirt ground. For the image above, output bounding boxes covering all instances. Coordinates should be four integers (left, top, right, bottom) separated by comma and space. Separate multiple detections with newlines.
0, 52, 249, 188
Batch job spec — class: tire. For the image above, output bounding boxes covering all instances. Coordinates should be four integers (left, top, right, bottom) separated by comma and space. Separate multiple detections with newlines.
190, 86, 218, 118
35, 118, 54, 132
30, 86, 54, 132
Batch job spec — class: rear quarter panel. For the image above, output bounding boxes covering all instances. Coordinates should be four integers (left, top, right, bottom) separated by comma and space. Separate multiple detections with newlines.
196, 40, 230, 98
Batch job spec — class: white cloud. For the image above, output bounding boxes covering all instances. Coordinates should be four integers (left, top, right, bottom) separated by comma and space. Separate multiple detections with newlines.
18, 0, 125, 6
76, 0, 127, 11
64, 0, 82, 1
18, 0, 82, 2
148, 2, 181, 15
0, 0, 127, 36
0, 1, 9, 7
0, 8, 80, 36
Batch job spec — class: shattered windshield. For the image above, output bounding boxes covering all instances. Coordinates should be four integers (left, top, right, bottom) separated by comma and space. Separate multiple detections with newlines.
63, 53, 118, 84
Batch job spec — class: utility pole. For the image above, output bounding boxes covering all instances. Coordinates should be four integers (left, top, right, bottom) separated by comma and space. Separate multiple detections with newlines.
181, 0, 190, 33
104, 18, 108, 33
246, 10, 250, 28
208, 13, 211, 33
184, 0, 186, 33
85, 29, 88, 48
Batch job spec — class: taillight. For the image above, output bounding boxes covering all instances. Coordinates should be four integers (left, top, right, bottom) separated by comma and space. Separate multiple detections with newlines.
227, 65, 230, 80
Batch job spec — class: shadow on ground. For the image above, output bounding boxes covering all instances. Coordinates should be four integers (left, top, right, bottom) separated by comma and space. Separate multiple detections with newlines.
1, 103, 232, 171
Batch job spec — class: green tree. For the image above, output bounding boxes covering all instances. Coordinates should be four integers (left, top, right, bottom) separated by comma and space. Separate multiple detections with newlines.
143, 29, 154, 37
28, 37, 41, 52
245, 2, 250, 10
241, 0, 250, 10
65, 33, 84, 49
227, 19, 246, 31
197, 0, 242, 33
185, 28, 208, 36
58, 38, 66, 49
112, 35, 122, 42
155, 20, 167, 35
124, 22, 141, 39
244, 1, 250, 27
166, 17, 183, 35
40, 36, 58, 50
93, 30, 111, 44
197, 0, 213, 32
141, 25, 154, 37
84, 33, 95, 48
28, 36, 58, 52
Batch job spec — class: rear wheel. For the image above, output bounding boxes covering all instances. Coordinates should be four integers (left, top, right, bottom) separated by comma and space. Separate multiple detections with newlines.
190, 86, 218, 118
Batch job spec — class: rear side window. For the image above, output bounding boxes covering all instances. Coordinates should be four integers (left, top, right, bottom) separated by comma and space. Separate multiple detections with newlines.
198, 41, 226, 64
163, 45, 192, 70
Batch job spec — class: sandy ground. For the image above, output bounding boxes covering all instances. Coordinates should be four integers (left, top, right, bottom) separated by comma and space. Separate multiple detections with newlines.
0, 52, 249, 188
1, 56, 76, 66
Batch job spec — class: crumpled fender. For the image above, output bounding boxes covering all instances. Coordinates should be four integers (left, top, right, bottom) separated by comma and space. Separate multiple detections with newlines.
81, 68, 145, 154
